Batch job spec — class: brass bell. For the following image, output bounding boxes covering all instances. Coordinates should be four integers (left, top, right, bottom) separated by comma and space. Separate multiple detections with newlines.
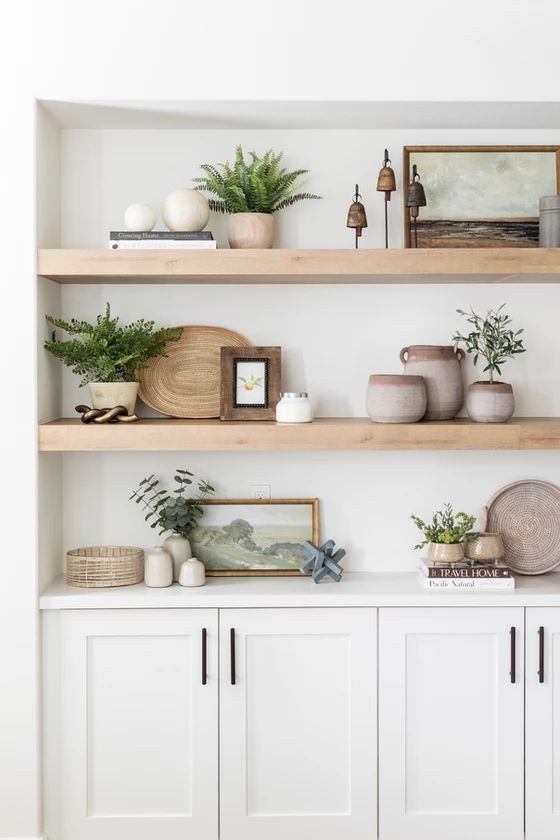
346, 184, 368, 249
406, 164, 427, 248
376, 149, 397, 248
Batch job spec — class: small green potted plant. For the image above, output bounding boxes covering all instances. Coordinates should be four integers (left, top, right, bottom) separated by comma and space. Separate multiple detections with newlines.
411, 503, 476, 565
452, 304, 525, 423
193, 145, 321, 249
44, 303, 182, 415
130, 468, 214, 580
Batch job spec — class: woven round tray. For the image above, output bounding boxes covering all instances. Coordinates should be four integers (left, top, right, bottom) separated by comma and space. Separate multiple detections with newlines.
484, 480, 560, 575
66, 546, 144, 588
138, 325, 249, 418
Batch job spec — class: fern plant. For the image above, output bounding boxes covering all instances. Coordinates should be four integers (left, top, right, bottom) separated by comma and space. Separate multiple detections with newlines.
130, 468, 215, 537
192, 145, 321, 214
44, 303, 182, 385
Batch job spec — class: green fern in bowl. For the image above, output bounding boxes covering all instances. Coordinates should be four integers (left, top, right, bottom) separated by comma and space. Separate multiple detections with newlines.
193, 145, 321, 214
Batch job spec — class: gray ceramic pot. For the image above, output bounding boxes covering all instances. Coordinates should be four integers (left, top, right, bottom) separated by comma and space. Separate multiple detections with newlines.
366, 374, 427, 423
466, 382, 514, 424
400, 345, 464, 420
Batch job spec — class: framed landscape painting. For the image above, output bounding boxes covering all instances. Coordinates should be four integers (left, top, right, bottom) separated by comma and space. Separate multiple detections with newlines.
403, 145, 560, 248
190, 498, 319, 576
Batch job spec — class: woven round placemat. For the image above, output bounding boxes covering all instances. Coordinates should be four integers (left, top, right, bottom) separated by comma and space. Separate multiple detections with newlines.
138, 325, 249, 418
485, 479, 560, 575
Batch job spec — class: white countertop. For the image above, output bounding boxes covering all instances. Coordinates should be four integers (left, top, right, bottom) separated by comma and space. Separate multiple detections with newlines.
40, 571, 560, 609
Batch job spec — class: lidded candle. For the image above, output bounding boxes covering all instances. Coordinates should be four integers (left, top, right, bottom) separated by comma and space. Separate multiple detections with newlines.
276, 392, 313, 423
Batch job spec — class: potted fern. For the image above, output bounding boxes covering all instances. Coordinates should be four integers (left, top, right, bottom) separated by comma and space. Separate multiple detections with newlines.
453, 304, 526, 423
193, 145, 320, 248
44, 304, 182, 414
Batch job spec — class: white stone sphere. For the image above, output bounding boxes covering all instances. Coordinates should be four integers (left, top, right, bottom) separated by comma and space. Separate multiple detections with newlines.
123, 203, 156, 232
162, 189, 210, 232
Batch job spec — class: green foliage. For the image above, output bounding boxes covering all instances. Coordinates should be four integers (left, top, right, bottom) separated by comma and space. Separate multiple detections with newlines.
411, 503, 476, 550
192, 145, 321, 214
452, 304, 525, 384
44, 303, 182, 385
130, 468, 215, 537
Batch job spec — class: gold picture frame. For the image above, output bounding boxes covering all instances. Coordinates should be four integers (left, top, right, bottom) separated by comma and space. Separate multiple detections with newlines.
190, 498, 319, 576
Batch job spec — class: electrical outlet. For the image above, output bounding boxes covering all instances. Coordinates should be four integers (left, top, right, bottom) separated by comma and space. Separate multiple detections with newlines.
250, 484, 271, 500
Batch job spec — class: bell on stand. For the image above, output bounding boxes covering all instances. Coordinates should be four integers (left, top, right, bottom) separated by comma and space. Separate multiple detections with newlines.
406, 164, 427, 248
376, 149, 396, 248
346, 184, 368, 249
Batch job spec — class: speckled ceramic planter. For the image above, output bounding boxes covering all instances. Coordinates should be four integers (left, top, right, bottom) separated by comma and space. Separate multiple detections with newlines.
366, 374, 427, 423
466, 382, 514, 424
427, 542, 465, 565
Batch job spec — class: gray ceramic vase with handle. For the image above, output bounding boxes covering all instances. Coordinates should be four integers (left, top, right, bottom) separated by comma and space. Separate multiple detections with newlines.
400, 345, 465, 420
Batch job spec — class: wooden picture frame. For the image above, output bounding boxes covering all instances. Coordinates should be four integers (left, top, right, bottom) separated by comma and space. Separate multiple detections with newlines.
220, 346, 281, 421
403, 145, 560, 248
190, 497, 320, 576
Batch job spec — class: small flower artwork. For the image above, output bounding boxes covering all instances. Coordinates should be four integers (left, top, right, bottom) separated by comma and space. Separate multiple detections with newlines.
235, 360, 268, 406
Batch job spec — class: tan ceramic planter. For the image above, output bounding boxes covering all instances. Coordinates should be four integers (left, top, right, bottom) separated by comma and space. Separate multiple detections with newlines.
466, 382, 514, 423
88, 382, 139, 415
427, 542, 465, 565
228, 212, 274, 249
465, 532, 505, 563
400, 345, 464, 420
366, 374, 427, 423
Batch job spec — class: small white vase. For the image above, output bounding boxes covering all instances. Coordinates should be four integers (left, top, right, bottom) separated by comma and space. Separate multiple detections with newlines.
144, 546, 173, 588
163, 533, 192, 581
228, 212, 274, 248
466, 382, 515, 423
178, 557, 206, 587
88, 382, 139, 415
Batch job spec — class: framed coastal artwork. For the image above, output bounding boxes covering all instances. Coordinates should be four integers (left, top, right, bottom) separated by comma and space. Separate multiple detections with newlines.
220, 346, 281, 420
403, 146, 560, 248
189, 498, 319, 576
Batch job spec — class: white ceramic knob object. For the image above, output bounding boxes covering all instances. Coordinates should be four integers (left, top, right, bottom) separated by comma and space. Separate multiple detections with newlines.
178, 557, 206, 587
124, 202, 156, 231
162, 189, 210, 232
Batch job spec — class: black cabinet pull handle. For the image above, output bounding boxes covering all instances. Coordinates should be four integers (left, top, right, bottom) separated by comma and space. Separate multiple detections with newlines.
538, 626, 545, 684
202, 628, 207, 685
230, 628, 236, 685
510, 626, 516, 684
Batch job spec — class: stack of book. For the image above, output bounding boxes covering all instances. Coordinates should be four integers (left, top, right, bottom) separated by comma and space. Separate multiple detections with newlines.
109, 231, 216, 249
418, 558, 515, 590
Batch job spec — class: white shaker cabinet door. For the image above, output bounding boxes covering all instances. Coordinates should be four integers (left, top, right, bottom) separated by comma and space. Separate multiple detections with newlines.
44, 609, 218, 840
526, 607, 560, 840
219, 607, 377, 840
379, 607, 524, 840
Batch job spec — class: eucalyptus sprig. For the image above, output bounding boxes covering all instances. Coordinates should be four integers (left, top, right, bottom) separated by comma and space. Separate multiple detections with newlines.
452, 304, 525, 384
411, 503, 476, 550
130, 468, 215, 538
193, 145, 321, 214
44, 303, 182, 385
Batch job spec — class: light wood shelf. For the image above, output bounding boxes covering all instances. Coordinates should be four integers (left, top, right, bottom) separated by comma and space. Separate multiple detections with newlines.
37, 248, 560, 284
38, 417, 560, 452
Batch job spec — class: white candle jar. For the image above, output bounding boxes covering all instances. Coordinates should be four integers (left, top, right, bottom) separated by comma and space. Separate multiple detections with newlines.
276, 392, 313, 423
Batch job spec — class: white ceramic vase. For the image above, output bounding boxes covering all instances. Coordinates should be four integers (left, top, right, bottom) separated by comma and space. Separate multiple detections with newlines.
144, 546, 173, 588
163, 533, 192, 581
466, 382, 515, 423
427, 542, 465, 565
88, 382, 139, 415
162, 189, 210, 232
178, 557, 206, 587
228, 212, 274, 248
366, 374, 427, 423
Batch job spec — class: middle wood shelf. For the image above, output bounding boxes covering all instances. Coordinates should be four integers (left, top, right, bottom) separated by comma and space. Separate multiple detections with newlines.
38, 417, 560, 452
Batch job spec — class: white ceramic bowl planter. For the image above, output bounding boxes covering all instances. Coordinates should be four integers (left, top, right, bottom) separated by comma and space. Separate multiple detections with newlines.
88, 382, 139, 415
366, 374, 427, 423
228, 212, 274, 249
466, 382, 515, 423
427, 542, 465, 565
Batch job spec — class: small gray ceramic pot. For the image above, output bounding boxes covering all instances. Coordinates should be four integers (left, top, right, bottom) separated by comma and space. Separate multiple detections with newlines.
466, 382, 514, 424
366, 374, 427, 423
427, 542, 465, 565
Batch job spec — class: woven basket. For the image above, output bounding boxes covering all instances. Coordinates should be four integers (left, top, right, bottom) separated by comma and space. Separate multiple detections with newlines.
66, 546, 144, 588
138, 325, 249, 418
484, 479, 560, 575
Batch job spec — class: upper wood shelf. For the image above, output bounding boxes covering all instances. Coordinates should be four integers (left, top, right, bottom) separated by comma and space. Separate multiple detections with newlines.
39, 417, 560, 452
37, 248, 560, 284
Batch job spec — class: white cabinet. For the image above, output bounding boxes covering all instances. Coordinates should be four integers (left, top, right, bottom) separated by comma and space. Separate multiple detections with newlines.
526, 608, 560, 840
219, 608, 377, 840
43, 609, 218, 840
379, 607, 524, 840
